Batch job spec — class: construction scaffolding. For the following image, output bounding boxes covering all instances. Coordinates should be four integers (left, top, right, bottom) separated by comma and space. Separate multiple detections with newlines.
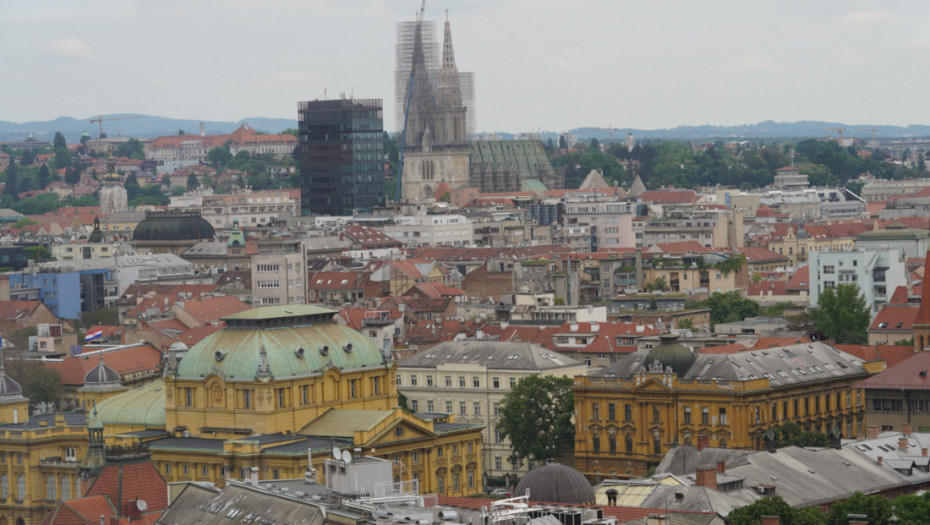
394, 17, 476, 135
394, 19, 438, 133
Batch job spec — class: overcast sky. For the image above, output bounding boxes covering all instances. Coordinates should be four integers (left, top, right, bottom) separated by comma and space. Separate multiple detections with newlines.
3, 1, 929, 133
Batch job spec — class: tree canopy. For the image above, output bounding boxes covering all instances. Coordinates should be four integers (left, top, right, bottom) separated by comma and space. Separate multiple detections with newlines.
688, 291, 761, 328
497, 375, 574, 465
810, 283, 870, 344
728, 496, 824, 525
6, 356, 62, 405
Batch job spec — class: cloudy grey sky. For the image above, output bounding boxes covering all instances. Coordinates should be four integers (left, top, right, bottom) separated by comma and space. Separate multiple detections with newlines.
2, 1, 929, 133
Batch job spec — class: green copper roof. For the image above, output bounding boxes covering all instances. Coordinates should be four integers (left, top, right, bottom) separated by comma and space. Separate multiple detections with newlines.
644, 333, 695, 377
223, 304, 337, 322
298, 409, 394, 438
133, 210, 215, 241
177, 311, 385, 380
95, 379, 166, 427
469, 139, 556, 181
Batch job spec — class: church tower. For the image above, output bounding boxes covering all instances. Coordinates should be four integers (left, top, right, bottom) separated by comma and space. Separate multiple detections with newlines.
400, 12, 471, 202
914, 260, 930, 352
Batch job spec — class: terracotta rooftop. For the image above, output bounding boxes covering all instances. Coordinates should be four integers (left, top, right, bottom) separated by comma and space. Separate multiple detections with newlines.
868, 305, 918, 333
857, 350, 930, 390
85, 459, 168, 519
47, 344, 162, 386
835, 344, 914, 369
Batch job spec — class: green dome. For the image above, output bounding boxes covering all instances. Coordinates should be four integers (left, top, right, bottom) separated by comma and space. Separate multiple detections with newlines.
644, 333, 695, 376
176, 305, 386, 380
95, 380, 166, 427
133, 210, 215, 241
856, 222, 930, 241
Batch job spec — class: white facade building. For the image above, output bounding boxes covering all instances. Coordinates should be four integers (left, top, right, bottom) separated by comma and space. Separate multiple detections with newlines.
809, 249, 907, 316
383, 214, 473, 248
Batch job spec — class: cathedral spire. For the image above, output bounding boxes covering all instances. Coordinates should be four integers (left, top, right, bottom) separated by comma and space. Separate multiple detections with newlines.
441, 17, 457, 74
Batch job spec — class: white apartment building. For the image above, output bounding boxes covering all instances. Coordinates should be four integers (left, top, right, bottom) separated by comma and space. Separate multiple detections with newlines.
170, 188, 300, 229
383, 213, 473, 248
396, 341, 587, 480
250, 239, 307, 306
809, 249, 907, 316
560, 199, 638, 250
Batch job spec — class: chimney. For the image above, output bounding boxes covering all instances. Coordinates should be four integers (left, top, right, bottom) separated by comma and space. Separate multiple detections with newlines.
695, 465, 717, 491
903, 424, 913, 436
717, 461, 726, 474
761, 516, 780, 525
877, 456, 883, 466
645, 516, 668, 525
847, 514, 869, 525
250, 466, 259, 487
899, 436, 909, 452
697, 435, 709, 451
923, 448, 928, 458
866, 425, 879, 440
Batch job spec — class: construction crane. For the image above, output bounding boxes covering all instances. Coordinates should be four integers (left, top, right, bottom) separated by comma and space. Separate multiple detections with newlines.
395, 0, 427, 201
826, 127, 846, 142
89, 115, 142, 139
860, 128, 880, 147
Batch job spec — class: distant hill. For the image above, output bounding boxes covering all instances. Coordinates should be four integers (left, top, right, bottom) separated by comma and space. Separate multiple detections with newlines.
542, 120, 930, 143
0, 114, 297, 143
5, 116, 930, 145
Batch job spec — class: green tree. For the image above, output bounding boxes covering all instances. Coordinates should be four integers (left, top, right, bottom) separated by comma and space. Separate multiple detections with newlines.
559, 135, 567, 149
78, 308, 118, 331
187, 172, 199, 191
4, 162, 20, 200
64, 166, 81, 185
676, 318, 694, 330
645, 277, 668, 292
171, 186, 187, 196
765, 421, 828, 447
6, 355, 63, 405
53, 131, 67, 150
498, 375, 574, 465
824, 492, 891, 525
23, 246, 52, 261
728, 495, 825, 525
810, 283, 869, 344
891, 492, 930, 525
20, 149, 35, 166
37, 163, 51, 189
689, 291, 762, 328
207, 146, 233, 169
114, 138, 145, 159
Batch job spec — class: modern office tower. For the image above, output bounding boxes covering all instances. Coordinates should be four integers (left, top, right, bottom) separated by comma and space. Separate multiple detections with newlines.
298, 97, 384, 216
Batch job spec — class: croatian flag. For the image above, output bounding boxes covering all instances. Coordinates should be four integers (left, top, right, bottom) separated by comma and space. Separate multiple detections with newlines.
85, 329, 103, 342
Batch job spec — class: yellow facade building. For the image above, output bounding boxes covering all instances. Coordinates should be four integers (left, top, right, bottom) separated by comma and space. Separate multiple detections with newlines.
573, 336, 878, 480
0, 367, 91, 525
98, 305, 484, 495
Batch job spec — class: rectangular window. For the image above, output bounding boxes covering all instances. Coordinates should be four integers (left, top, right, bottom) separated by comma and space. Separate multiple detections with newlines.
277, 388, 287, 408
493, 403, 500, 416
719, 408, 728, 426
412, 451, 419, 463
427, 400, 434, 412
473, 377, 480, 388
591, 403, 600, 421
459, 401, 466, 415
242, 389, 252, 409
459, 376, 466, 388
701, 407, 709, 425
446, 401, 453, 413
684, 406, 692, 425
609, 434, 617, 452
411, 399, 419, 411
492, 377, 500, 388
410, 375, 418, 386
625, 404, 632, 422
184, 387, 193, 407
373, 377, 380, 395
608, 403, 616, 421
592, 434, 600, 452
426, 375, 434, 387
509, 377, 517, 388
445, 376, 452, 387
473, 402, 481, 416
349, 379, 357, 398
302, 385, 309, 405
495, 456, 502, 470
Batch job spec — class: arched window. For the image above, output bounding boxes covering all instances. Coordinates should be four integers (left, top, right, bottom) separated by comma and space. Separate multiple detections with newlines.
46, 475, 56, 500
60, 476, 70, 501
17, 475, 26, 501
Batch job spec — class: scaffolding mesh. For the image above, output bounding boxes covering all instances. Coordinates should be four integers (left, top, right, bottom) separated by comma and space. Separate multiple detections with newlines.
395, 20, 438, 133
459, 71, 476, 135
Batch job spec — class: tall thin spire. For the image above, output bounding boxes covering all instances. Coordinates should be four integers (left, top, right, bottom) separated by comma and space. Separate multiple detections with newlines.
441, 18, 457, 73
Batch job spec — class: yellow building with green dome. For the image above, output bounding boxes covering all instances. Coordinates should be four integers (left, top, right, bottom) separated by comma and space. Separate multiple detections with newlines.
100, 304, 485, 495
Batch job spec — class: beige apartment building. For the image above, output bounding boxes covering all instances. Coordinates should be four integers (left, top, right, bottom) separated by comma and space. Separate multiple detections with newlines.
250, 238, 307, 306
396, 340, 587, 482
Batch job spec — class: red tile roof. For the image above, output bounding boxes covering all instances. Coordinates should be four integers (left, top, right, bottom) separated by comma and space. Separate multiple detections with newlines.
869, 305, 918, 333
637, 189, 700, 204
748, 280, 789, 297
889, 286, 910, 305
834, 344, 913, 368
170, 324, 225, 348
738, 246, 788, 263
176, 296, 250, 325
343, 225, 402, 249
0, 300, 41, 320
413, 245, 573, 262
336, 307, 403, 331
308, 271, 367, 291
47, 344, 162, 386
786, 266, 810, 291
856, 350, 930, 390
917, 261, 930, 326
42, 495, 116, 525
85, 460, 168, 518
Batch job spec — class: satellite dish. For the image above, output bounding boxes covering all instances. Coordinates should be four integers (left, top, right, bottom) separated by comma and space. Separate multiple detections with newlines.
136, 499, 148, 512
332, 446, 341, 460
342, 450, 353, 464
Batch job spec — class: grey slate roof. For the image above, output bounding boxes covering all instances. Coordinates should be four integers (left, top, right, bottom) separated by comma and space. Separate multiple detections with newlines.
398, 340, 582, 371
656, 446, 752, 477
156, 481, 326, 525
618, 513, 725, 525
593, 342, 869, 387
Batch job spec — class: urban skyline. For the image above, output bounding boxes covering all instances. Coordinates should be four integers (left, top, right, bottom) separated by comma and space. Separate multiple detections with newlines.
3, 1, 930, 132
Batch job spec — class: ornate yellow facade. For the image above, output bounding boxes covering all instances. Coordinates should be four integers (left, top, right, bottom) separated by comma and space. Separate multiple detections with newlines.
573, 342, 880, 480
100, 305, 485, 496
